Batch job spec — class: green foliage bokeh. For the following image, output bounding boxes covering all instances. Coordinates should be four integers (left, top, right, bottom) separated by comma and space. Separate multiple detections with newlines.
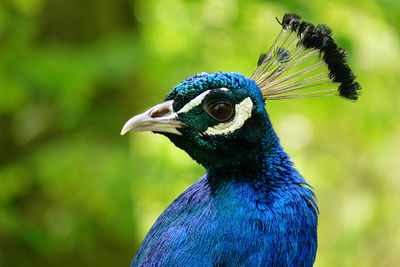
0, 0, 399, 266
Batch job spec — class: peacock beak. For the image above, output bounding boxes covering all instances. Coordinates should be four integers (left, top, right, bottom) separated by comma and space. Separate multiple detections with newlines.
121, 100, 185, 136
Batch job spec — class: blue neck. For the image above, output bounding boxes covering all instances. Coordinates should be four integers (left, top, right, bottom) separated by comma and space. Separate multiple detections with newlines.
206, 115, 303, 188
133, 122, 318, 266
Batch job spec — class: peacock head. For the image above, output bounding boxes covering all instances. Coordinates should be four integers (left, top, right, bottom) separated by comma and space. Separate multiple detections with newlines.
121, 13, 360, 171
122, 71, 273, 170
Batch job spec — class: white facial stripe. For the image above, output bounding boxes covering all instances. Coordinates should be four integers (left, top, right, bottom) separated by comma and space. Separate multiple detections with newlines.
176, 88, 231, 114
204, 97, 253, 136
177, 90, 211, 114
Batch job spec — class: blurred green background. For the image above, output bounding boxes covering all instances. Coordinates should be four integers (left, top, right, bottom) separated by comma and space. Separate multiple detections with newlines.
0, 0, 399, 266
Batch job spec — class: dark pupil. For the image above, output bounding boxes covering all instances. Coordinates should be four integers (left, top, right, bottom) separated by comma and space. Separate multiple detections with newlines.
209, 102, 233, 122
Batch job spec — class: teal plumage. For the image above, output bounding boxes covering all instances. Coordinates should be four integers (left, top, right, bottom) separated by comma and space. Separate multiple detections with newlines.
122, 14, 359, 266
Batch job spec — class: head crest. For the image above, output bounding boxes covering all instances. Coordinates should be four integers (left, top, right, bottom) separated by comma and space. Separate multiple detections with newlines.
250, 13, 361, 100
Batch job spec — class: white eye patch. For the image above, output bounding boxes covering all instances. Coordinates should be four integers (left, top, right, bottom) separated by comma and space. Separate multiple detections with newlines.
173, 89, 253, 136
204, 97, 253, 136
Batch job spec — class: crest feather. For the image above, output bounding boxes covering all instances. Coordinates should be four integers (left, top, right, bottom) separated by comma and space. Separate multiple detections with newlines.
250, 13, 361, 100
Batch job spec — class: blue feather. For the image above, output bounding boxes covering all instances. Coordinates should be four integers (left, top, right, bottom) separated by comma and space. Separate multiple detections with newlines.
132, 111, 318, 266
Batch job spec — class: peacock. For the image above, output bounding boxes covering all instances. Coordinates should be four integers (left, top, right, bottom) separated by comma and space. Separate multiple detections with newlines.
121, 13, 360, 266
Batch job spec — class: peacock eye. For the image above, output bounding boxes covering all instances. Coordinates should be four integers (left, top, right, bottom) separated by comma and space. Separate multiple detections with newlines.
205, 101, 234, 122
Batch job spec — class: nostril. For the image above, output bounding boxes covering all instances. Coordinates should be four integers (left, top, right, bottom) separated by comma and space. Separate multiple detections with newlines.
151, 108, 171, 118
